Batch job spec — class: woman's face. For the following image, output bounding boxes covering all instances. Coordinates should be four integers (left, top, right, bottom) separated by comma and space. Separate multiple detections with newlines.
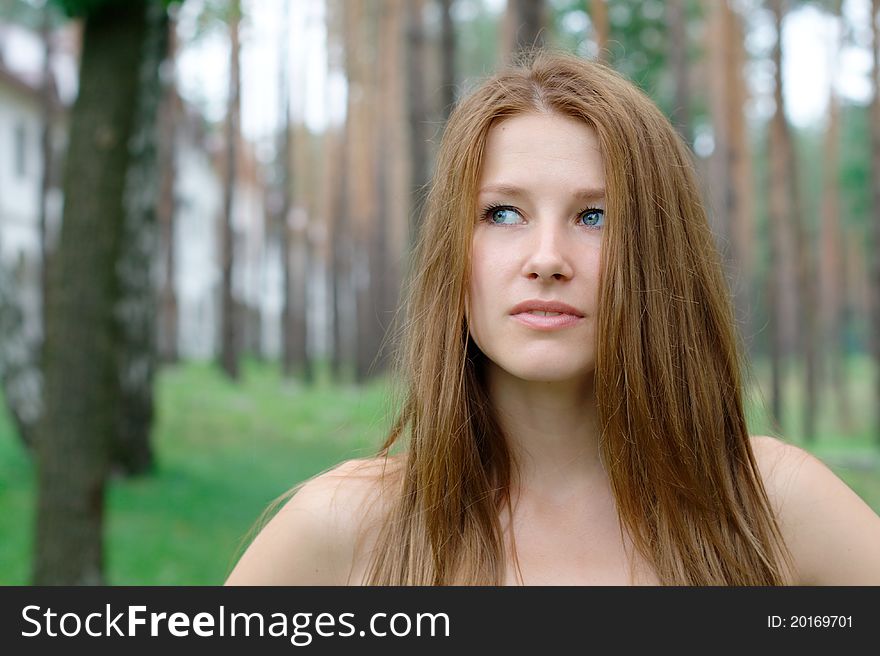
468, 112, 605, 384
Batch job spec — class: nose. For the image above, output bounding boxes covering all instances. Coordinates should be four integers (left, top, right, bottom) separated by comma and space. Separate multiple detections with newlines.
522, 219, 575, 281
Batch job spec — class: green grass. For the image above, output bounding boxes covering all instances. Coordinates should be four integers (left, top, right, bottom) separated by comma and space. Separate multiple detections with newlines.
0, 357, 877, 585
0, 360, 391, 585
745, 355, 880, 508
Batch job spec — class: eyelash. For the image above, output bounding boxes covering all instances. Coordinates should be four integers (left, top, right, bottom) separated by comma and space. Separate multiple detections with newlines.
479, 204, 605, 229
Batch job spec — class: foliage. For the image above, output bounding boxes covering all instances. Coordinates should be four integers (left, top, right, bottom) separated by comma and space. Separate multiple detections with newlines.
0, 0, 63, 29
189, 0, 241, 42
49, 0, 181, 19
549, 0, 708, 128
454, 0, 503, 87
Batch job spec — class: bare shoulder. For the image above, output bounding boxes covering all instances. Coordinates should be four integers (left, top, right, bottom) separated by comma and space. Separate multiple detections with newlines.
749, 435, 880, 585
225, 455, 403, 586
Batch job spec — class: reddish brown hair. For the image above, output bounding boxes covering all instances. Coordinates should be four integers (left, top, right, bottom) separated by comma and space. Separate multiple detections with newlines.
365, 51, 792, 585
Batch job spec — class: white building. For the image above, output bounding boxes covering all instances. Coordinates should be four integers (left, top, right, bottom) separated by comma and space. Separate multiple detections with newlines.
0, 19, 280, 361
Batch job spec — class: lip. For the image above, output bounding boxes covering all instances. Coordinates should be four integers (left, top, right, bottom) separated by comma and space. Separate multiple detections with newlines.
509, 299, 585, 331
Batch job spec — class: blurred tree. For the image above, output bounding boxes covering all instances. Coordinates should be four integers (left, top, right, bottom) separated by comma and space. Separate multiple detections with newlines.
38, 2, 60, 344
374, 0, 409, 373
439, 0, 456, 121
502, 0, 547, 60
114, 0, 168, 476
36, 0, 174, 585
157, 10, 180, 364
590, 0, 609, 62
219, 0, 241, 380
454, 0, 501, 81
707, 1, 754, 345
277, 0, 296, 380
818, 0, 852, 430
406, 0, 430, 244
766, 0, 794, 430
870, 0, 880, 443
343, 0, 383, 382
666, 0, 691, 145
555, 0, 681, 116
324, 0, 349, 380
768, 0, 818, 442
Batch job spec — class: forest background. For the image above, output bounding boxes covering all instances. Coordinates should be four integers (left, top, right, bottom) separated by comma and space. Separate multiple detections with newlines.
0, 0, 878, 585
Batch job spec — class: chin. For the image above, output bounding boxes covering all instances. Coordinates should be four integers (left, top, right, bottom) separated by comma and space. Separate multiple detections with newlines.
494, 357, 595, 384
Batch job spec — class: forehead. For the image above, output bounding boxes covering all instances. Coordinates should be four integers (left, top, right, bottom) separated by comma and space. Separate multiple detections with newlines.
479, 112, 604, 189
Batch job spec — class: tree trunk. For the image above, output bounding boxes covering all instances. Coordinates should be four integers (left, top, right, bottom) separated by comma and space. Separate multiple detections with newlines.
324, 0, 350, 381
666, 0, 691, 146
220, 1, 241, 381
38, 6, 55, 348
507, 0, 547, 55
34, 0, 152, 585
770, 0, 818, 442
767, 0, 791, 431
819, 0, 852, 432
290, 128, 312, 383
439, 0, 456, 122
113, 0, 168, 476
590, 0, 609, 63
371, 0, 407, 375
707, 1, 754, 348
158, 12, 179, 364
504, 0, 546, 60
278, 0, 295, 379
406, 0, 430, 245
344, 0, 382, 383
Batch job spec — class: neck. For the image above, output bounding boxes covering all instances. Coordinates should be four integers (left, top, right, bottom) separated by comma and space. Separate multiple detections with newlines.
484, 361, 605, 498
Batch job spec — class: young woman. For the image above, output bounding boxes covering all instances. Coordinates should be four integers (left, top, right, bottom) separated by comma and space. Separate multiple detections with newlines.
226, 51, 880, 586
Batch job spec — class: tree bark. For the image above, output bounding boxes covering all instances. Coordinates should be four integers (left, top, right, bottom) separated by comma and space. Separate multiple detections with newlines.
38, 6, 56, 347
504, 0, 546, 60
770, 0, 819, 442
406, 0, 430, 246
113, 0, 168, 476
707, 1, 754, 348
371, 0, 407, 375
767, 0, 792, 430
290, 131, 313, 383
220, 0, 241, 381
344, 0, 382, 382
666, 0, 691, 146
439, 0, 456, 122
158, 12, 179, 364
34, 0, 152, 585
324, 0, 348, 381
590, 0, 609, 63
278, 0, 295, 379
819, 0, 852, 431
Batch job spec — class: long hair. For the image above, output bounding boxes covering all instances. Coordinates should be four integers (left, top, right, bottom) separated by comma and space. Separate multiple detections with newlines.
365, 51, 793, 585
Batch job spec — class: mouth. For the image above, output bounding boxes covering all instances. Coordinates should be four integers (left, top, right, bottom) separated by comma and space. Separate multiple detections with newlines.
511, 312, 583, 330
509, 300, 585, 331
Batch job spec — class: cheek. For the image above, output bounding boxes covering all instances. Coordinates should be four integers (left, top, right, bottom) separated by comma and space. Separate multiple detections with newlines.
467, 242, 497, 342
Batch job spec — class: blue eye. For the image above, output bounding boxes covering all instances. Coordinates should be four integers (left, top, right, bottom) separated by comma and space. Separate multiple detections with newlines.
486, 206, 524, 225
579, 208, 604, 228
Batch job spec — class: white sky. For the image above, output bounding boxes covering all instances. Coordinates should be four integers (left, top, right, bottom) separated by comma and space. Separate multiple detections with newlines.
173, 0, 877, 145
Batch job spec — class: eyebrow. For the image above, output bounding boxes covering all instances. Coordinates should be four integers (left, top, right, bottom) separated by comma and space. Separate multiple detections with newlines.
477, 183, 606, 200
